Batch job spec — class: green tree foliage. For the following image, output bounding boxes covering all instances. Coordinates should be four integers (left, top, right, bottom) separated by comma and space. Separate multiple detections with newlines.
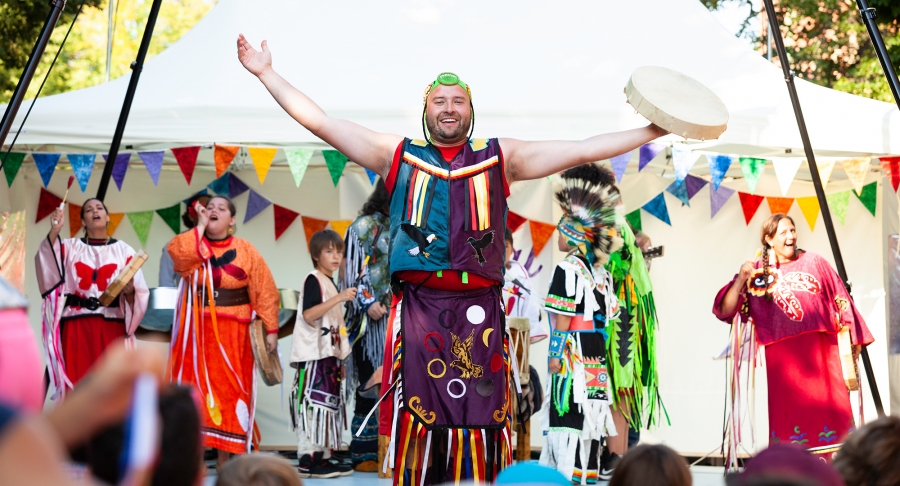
1, 0, 216, 103
703, 0, 900, 102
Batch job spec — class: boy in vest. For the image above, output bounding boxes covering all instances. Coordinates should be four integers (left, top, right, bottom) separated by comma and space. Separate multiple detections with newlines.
289, 230, 355, 479
239, 37, 667, 484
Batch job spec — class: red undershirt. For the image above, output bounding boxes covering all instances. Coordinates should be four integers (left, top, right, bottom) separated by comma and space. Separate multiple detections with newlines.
386, 141, 509, 290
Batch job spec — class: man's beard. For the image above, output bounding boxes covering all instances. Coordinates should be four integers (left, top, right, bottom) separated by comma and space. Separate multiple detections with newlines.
425, 114, 471, 144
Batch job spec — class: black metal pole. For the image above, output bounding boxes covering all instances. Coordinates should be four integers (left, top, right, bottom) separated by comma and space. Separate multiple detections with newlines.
763, 0, 885, 417
95, 0, 164, 201
855, 0, 900, 110
0, 0, 67, 148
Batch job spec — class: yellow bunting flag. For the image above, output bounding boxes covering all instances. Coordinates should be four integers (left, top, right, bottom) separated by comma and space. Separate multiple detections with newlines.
796, 196, 820, 231
108, 213, 125, 236
841, 157, 871, 195
214, 145, 240, 178
248, 147, 278, 184
817, 160, 835, 190
766, 196, 794, 216
329, 220, 352, 238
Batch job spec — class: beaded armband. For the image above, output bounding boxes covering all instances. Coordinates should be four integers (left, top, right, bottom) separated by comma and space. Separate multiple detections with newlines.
548, 329, 568, 359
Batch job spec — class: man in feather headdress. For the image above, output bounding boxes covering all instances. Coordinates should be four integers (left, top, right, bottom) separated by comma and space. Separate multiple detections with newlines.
238, 35, 667, 484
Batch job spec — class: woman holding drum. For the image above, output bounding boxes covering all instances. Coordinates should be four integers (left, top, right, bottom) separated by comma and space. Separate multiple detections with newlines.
166, 195, 280, 468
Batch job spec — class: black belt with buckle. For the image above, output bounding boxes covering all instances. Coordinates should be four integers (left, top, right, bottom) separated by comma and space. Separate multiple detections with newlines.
65, 294, 119, 310
201, 287, 251, 307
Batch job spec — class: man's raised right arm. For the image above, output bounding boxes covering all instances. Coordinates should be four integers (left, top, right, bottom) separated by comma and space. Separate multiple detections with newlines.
238, 35, 402, 177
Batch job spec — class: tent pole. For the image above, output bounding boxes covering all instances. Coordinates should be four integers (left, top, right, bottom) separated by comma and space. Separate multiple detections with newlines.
762, 0, 884, 417
854, 0, 900, 110
0, 0, 67, 148
96, 0, 164, 201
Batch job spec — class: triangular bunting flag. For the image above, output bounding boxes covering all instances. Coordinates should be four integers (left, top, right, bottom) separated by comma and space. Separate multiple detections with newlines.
610, 151, 632, 183
772, 158, 803, 196
171, 146, 200, 185
2, 152, 26, 187
853, 182, 877, 217
301, 215, 330, 247
322, 150, 349, 186
739, 157, 766, 194
273, 204, 300, 241
214, 145, 240, 178
625, 209, 642, 232
507, 211, 527, 232
841, 157, 870, 195
107, 213, 125, 236
329, 220, 352, 237
672, 146, 699, 183
880, 157, 900, 193
138, 151, 165, 186
228, 174, 250, 199
707, 154, 734, 190
244, 189, 272, 223
665, 180, 690, 206
638, 143, 665, 171
156, 204, 181, 234
766, 196, 794, 216
68, 203, 83, 238
529, 220, 556, 256
796, 196, 820, 231
36, 188, 63, 223
642, 193, 671, 225
33, 153, 61, 188
685, 174, 708, 200
68, 154, 96, 192
103, 153, 131, 191
710, 185, 735, 218
738, 192, 765, 225
208, 173, 231, 195
248, 147, 278, 184
825, 191, 851, 225
365, 168, 378, 185
817, 160, 836, 190
127, 211, 154, 246
284, 148, 314, 187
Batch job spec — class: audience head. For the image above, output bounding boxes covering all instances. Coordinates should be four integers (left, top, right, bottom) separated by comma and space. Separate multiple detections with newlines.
360, 178, 390, 217
504, 228, 514, 265
609, 444, 692, 486
308, 229, 344, 271
183, 193, 211, 229
727, 444, 843, 486
833, 415, 900, 486
215, 453, 302, 486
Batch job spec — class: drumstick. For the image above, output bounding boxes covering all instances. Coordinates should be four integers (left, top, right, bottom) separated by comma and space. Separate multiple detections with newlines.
52, 176, 75, 226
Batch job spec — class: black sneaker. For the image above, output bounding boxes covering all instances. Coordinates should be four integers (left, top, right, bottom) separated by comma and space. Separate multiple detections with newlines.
598, 451, 621, 481
329, 459, 354, 477
297, 452, 341, 479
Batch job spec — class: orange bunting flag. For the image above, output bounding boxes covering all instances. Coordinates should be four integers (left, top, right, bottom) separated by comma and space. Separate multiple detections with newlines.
329, 220, 352, 238
248, 147, 278, 184
68, 203, 82, 238
108, 213, 125, 236
796, 197, 820, 231
273, 204, 300, 241
214, 145, 240, 178
738, 192, 765, 225
301, 216, 330, 248
766, 196, 794, 216
529, 220, 556, 257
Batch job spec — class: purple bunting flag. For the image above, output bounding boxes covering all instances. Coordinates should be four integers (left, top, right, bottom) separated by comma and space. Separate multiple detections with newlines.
710, 184, 735, 218
103, 153, 132, 191
68, 154, 96, 192
365, 168, 378, 185
228, 174, 250, 198
639, 143, 665, 171
244, 189, 272, 223
642, 192, 671, 225
138, 151, 165, 186
610, 151, 633, 183
708, 154, 734, 190
208, 173, 230, 195
685, 174, 708, 200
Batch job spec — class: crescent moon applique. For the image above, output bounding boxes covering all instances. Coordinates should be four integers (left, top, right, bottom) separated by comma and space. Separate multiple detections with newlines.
482, 327, 494, 347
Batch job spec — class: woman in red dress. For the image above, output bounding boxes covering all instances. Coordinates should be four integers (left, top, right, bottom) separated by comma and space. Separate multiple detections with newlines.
713, 213, 874, 454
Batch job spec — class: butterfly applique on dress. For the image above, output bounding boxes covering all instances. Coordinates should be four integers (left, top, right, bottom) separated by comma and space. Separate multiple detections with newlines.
748, 267, 821, 321
74, 262, 118, 292
209, 249, 248, 287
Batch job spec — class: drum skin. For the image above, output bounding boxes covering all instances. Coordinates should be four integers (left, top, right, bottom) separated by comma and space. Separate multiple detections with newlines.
251, 318, 283, 386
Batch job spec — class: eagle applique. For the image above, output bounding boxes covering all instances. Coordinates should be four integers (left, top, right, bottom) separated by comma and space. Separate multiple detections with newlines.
401, 224, 436, 258
449, 329, 484, 379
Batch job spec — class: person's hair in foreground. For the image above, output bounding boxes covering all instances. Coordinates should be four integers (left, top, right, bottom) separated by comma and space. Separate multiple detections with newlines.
608, 444, 692, 486
215, 453, 303, 486
832, 415, 900, 486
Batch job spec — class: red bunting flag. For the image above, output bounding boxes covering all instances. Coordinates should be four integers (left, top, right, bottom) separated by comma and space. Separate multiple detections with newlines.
68, 203, 83, 238
36, 188, 63, 223
529, 220, 556, 257
301, 216, 330, 248
273, 204, 300, 241
738, 192, 765, 225
507, 211, 527, 232
766, 196, 794, 216
880, 156, 900, 193
214, 145, 240, 178
172, 146, 201, 185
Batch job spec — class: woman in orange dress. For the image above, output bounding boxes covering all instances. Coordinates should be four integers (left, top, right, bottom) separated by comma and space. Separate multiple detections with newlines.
166, 196, 280, 467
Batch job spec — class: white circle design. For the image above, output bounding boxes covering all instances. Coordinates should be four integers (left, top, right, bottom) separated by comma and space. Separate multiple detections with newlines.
447, 378, 467, 399
466, 305, 486, 325
236, 399, 250, 432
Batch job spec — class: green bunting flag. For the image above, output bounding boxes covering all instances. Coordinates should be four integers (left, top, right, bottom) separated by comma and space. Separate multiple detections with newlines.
825, 191, 850, 225
2, 152, 26, 187
156, 204, 181, 235
127, 211, 154, 246
625, 209, 642, 232
284, 148, 314, 187
322, 150, 348, 186
853, 182, 877, 217
739, 157, 766, 194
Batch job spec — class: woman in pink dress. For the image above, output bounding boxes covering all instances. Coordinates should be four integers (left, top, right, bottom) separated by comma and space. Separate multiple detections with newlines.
713, 213, 873, 453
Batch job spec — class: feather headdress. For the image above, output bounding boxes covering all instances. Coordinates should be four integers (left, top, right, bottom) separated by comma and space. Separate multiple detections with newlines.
554, 163, 624, 266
